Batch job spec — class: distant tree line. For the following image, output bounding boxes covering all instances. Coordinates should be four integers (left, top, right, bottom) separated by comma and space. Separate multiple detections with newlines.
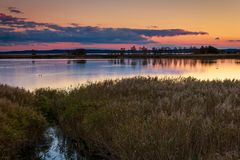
54, 46, 221, 57
112, 45, 221, 56
62, 45, 239, 58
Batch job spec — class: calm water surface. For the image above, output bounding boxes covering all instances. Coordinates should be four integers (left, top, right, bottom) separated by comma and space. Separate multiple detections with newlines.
0, 58, 240, 90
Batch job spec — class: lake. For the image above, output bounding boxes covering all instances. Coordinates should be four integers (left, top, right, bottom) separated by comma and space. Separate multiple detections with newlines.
0, 58, 240, 90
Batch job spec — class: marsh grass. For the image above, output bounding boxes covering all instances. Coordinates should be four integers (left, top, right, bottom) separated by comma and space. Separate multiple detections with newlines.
0, 85, 34, 107
33, 77, 240, 160
1, 77, 240, 159
0, 85, 46, 159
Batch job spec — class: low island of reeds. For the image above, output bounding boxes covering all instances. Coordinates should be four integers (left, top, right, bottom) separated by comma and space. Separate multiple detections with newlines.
1, 77, 240, 159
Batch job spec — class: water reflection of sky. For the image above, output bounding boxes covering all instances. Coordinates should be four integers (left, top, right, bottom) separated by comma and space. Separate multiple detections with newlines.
0, 58, 240, 90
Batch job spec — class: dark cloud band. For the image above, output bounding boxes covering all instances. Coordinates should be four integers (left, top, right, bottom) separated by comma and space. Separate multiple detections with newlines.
0, 13, 208, 45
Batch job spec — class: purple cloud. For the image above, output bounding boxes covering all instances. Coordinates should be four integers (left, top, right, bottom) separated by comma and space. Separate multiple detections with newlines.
0, 13, 47, 29
8, 7, 23, 14
133, 29, 207, 37
228, 40, 240, 43
0, 13, 209, 45
147, 25, 159, 29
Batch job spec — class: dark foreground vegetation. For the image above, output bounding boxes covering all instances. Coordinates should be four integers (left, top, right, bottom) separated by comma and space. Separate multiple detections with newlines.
0, 85, 46, 159
1, 77, 240, 159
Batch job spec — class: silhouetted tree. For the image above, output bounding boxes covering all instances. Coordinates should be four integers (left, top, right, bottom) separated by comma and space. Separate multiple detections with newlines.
31, 49, 36, 56
68, 49, 87, 56
194, 46, 219, 54
130, 46, 137, 54
140, 46, 148, 55
120, 48, 126, 56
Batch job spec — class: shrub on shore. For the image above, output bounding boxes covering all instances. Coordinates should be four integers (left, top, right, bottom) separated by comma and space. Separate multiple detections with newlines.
33, 77, 240, 160
0, 86, 46, 160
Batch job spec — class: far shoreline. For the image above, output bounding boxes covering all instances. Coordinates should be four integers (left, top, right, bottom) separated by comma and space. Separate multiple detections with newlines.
1, 53, 240, 59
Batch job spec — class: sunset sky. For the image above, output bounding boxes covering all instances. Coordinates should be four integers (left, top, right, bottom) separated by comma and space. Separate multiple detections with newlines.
1, 0, 240, 51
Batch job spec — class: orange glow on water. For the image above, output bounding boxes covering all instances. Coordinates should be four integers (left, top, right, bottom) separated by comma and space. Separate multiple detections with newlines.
1, 59, 240, 90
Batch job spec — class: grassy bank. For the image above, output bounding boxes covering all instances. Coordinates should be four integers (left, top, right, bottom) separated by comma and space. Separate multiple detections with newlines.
33, 77, 240, 160
0, 85, 46, 159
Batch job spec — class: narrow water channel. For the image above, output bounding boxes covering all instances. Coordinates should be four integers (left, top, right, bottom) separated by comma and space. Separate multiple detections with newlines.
38, 127, 87, 160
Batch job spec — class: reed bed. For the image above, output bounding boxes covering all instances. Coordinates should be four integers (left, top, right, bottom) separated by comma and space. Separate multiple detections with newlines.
34, 77, 240, 160
0, 85, 46, 159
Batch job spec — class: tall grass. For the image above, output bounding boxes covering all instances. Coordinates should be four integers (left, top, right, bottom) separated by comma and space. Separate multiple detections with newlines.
0, 85, 46, 159
34, 77, 240, 160
0, 84, 34, 107
1, 77, 240, 159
